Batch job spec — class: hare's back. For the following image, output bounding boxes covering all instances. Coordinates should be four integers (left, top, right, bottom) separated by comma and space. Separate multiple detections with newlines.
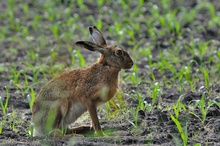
36, 69, 84, 101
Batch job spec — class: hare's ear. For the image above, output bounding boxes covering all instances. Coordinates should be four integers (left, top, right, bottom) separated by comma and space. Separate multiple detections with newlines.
89, 26, 107, 46
75, 41, 106, 54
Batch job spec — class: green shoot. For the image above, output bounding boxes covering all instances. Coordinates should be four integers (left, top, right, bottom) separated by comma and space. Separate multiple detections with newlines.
127, 107, 139, 127
152, 82, 160, 106
27, 88, 36, 110
170, 114, 188, 146
26, 123, 34, 138
200, 68, 210, 89
0, 120, 5, 134
0, 87, 10, 116
190, 92, 208, 125
173, 95, 186, 119
76, 49, 85, 67
200, 93, 206, 124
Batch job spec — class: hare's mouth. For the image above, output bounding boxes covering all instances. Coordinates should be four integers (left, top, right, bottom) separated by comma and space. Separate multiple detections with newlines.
124, 62, 133, 69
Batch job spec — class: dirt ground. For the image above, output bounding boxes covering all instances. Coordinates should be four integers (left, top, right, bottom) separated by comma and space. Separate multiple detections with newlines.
1, 0, 220, 146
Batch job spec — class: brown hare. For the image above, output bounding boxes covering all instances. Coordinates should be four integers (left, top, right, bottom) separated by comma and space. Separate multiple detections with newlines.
32, 26, 133, 137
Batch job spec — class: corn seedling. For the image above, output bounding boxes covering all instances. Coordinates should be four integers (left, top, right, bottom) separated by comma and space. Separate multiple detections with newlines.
50, 24, 60, 39
104, 92, 124, 119
196, 2, 216, 19
173, 95, 186, 119
75, 49, 85, 67
26, 123, 34, 138
0, 120, 5, 134
190, 92, 209, 125
180, 7, 197, 25
50, 48, 58, 63
152, 82, 161, 106
7, 110, 23, 133
179, 63, 198, 91
170, 114, 188, 146
27, 49, 38, 62
127, 92, 147, 127
67, 45, 76, 65
177, 73, 183, 93
27, 88, 36, 110
127, 107, 139, 127
200, 68, 210, 89
198, 92, 206, 124
136, 92, 147, 110
10, 71, 21, 85
209, 97, 220, 108
130, 64, 142, 86
197, 40, 211, 62
0, 87, 10, 116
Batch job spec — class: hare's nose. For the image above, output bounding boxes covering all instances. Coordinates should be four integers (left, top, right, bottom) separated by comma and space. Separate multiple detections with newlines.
129, 62, 133, 67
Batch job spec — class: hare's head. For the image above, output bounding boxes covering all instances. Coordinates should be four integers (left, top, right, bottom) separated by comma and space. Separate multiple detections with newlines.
76, 26, 133, 69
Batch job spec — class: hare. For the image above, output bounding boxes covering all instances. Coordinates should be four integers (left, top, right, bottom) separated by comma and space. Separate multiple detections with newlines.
31, 26, 133, 137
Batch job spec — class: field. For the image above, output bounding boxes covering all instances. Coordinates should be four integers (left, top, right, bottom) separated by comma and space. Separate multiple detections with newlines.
0, 0, 220, 145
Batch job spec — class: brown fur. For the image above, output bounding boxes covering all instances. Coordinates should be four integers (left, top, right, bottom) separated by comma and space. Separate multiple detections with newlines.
31, 26, 133, 137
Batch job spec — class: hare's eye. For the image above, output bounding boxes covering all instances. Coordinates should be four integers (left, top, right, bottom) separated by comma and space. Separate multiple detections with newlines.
115, 50, 123, 56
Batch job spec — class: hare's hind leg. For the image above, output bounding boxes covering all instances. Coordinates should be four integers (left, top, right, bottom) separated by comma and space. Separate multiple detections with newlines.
45, 103, 68, 135
42, 108, 67, 138
67, 125, 93, 134
67, 125, 106, 137
32, 102, 48, 136
33, 101, 66, 137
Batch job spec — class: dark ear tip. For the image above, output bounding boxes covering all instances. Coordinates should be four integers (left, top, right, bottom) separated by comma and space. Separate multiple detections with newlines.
89, 26, 98, 32
75, 41, 82, 46
89, 27, 93, 34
